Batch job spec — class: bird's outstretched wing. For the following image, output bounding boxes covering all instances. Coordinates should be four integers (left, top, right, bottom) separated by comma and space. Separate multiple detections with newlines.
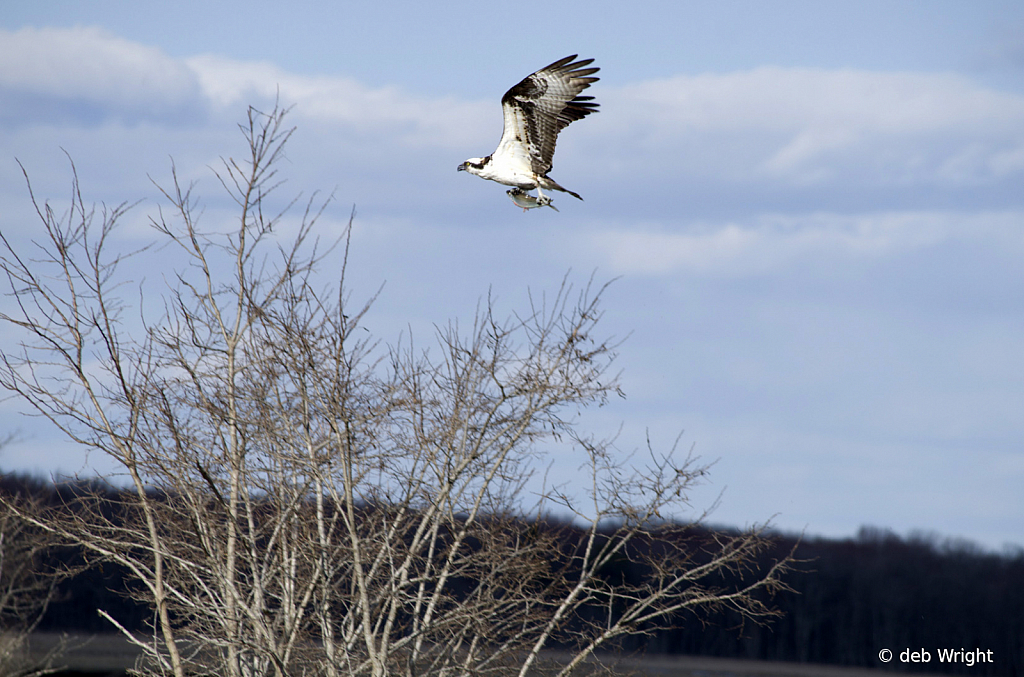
494, 55, 600, 176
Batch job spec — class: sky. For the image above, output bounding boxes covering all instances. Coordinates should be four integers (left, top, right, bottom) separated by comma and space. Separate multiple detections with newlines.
1, 1, 1022, 551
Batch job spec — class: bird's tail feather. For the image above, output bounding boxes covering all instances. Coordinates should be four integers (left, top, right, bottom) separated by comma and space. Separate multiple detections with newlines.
544, 177, 583, 200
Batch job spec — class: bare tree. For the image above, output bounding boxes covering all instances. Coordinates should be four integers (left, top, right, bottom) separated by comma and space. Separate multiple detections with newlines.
0, 104, 793, 677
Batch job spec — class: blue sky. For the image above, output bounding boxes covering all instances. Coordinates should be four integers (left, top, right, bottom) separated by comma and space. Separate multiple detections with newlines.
1, 2, 1023, 550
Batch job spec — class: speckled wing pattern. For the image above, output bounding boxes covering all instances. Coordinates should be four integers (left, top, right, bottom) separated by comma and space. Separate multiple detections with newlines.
495, 55, 600, 177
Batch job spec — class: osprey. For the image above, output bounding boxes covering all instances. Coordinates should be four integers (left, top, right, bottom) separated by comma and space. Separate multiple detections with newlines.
458, 55, 599, 210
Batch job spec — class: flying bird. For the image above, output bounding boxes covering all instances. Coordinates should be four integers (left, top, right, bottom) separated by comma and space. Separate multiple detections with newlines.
458, 55, 599, 211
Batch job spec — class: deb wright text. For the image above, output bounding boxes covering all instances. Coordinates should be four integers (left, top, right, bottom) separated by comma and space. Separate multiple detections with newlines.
878, 648, 995, 667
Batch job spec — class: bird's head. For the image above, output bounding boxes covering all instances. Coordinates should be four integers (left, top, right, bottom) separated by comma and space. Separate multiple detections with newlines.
457, 157, 489, 175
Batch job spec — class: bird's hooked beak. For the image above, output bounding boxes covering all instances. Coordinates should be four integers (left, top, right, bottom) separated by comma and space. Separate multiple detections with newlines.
457, 162, 468, 172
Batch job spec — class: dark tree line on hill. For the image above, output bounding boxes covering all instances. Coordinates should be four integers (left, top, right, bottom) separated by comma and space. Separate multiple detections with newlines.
3, 473, 1021, 676
645, 525, 1024, 676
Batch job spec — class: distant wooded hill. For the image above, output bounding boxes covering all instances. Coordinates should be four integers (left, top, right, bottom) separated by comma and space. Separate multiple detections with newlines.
5, 474, 1022, 676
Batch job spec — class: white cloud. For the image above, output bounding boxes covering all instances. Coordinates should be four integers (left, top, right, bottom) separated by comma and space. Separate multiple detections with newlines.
0, 26, 205, 124
185, 54, 493, 148
587, 67, 1024, 188
609, 67, 1024, 135
586, 210, 1024, 277
0, 27, 489, 147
